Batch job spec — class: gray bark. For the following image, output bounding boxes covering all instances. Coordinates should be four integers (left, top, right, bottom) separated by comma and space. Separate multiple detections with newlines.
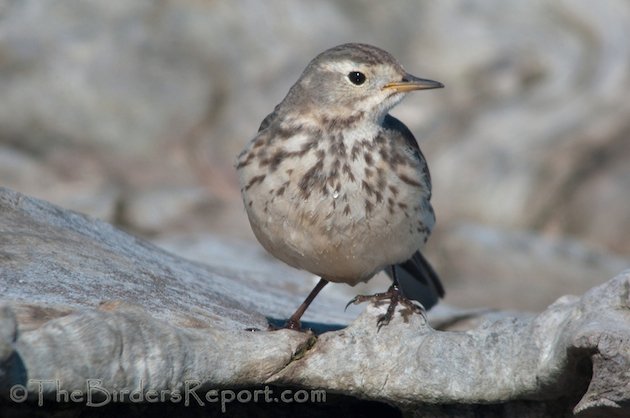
1, 187, 629, 417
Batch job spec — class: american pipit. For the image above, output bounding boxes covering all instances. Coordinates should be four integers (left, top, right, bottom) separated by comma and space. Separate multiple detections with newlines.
237, 43, 444, 330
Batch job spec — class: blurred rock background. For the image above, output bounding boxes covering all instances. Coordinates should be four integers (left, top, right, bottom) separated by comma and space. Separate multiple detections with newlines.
0, 0, 628, 312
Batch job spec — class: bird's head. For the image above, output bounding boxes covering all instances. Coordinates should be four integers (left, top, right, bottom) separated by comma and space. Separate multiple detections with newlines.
284, 43, 443, 124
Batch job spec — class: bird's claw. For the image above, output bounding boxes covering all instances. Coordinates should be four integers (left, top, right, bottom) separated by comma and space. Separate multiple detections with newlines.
346, 285, 427, 330
345, 294, 375, 311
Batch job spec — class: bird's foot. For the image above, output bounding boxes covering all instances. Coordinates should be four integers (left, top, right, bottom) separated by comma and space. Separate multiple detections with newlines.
346, 284, 426, 330
263, 318, 310, 332
282, 318, 303, 331
266, 278, 328, 332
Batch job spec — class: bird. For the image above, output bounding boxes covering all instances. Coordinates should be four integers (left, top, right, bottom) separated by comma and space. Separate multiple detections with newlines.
236, 43, 444, 330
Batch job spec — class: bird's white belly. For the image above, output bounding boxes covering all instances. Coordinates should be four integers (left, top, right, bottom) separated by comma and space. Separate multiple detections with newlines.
245, 165, 430, 285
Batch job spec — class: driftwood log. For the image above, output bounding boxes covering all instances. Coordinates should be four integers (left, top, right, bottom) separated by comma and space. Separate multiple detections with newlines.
0, 187, 628, 417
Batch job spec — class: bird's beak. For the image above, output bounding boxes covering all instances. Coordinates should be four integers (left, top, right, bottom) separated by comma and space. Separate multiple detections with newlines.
383, 73, 444, 92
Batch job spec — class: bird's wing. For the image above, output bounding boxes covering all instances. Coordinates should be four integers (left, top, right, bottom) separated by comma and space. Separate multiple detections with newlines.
383, 114, 432, 193
382, 114, 445, 308
258, 104, 282, 132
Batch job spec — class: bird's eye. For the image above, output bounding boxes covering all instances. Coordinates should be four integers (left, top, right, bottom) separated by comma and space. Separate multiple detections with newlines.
348, 71, 366, 85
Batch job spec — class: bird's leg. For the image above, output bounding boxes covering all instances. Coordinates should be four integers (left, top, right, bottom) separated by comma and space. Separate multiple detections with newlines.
346, 266, 426, 330
282, 278, 329, 331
